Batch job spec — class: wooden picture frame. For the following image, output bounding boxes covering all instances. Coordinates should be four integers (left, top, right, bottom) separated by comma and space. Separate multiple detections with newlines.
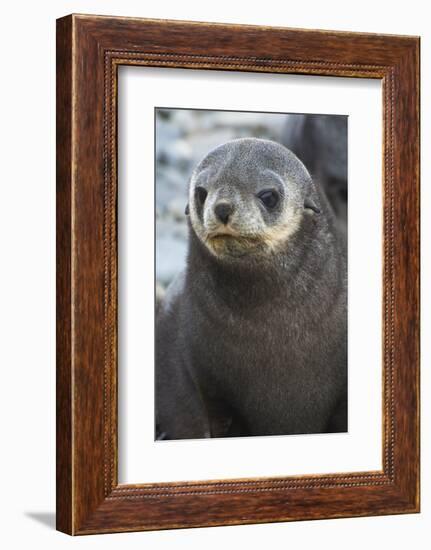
56, 14, 420, 535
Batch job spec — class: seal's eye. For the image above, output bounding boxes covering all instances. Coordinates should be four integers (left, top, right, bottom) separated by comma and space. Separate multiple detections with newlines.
258, 189, 279, 209
195, 186, 208, 206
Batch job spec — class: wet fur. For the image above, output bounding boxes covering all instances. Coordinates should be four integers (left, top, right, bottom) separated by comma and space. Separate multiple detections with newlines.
156, 138, 347, 439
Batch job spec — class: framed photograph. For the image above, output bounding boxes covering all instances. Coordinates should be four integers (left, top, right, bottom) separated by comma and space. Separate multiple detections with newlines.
56, 14, 420, 535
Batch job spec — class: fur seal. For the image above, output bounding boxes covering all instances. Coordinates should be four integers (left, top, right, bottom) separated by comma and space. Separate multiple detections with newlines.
156, 137, 347, 440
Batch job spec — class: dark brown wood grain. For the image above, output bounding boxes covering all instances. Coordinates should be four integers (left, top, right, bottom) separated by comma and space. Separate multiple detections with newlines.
56, 15, 73, 535
56, 14, 420, 535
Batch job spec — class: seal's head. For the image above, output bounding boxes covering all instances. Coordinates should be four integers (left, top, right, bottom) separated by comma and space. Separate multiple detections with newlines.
187, 138, 320, 259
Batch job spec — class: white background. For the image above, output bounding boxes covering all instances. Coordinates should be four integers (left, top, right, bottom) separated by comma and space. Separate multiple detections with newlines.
0, 1, 428, 548
118, 68, 382, 483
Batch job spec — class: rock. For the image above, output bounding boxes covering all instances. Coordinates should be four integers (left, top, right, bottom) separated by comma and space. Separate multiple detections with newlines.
156, 235, 188, 287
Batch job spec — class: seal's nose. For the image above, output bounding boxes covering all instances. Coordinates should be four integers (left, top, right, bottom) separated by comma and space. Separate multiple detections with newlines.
214, 203, 233, 225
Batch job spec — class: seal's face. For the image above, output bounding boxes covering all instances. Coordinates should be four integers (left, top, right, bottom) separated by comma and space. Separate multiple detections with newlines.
188, 138, 316, 259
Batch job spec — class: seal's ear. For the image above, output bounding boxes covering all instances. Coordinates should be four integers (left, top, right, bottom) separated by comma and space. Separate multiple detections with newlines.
185, 203, 189, 216
304, 198, 320, 214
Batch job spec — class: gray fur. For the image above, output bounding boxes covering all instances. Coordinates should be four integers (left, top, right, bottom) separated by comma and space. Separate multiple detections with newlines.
282, 115, 348, 223
156, 138, 347, 440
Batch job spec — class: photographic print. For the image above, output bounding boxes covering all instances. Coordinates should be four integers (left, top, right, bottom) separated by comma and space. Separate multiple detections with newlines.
155, 108, 348, 440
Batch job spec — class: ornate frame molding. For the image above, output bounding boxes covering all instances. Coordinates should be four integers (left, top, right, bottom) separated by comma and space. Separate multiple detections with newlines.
57, 14, 419, 534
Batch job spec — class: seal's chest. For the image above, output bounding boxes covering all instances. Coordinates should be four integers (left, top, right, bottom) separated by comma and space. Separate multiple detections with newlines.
199, 300, 300, 368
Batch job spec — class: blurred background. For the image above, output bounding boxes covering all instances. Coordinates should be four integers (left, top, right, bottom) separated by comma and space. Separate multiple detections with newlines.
155, 108, 347, 288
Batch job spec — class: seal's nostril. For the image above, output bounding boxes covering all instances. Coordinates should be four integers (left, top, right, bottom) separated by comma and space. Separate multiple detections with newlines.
214, 203, 233, 225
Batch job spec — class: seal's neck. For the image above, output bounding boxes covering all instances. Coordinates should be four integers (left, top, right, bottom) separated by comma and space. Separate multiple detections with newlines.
186, 216, 330, 302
